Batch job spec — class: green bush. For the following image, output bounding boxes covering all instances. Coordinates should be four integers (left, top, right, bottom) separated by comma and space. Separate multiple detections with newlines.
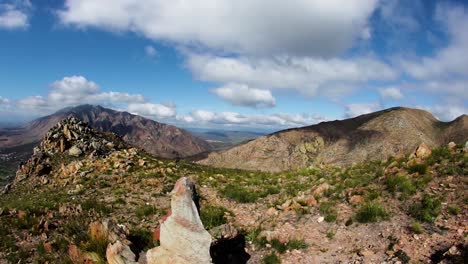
355, 202, 388, 223
409, 194, 441, 222
200, 205, 230, 230
287, 239, 308, 250
386, 175, 416, 195
135, 205, 158, 218
270, 239, 287, 254
410, 222, 423, 234
407, 163, 428, 175
262, 252, 281, 264
447, 204, 461, 215
319, 201, 338, 222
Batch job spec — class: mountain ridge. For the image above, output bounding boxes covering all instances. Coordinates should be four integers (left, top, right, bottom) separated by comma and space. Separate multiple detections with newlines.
199, 107, 468, 172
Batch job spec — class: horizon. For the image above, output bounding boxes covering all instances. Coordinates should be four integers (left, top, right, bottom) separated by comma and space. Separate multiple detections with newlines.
0, 0, 467, 129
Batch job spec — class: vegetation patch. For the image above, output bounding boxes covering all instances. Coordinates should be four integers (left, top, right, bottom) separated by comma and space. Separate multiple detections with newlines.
410, 194, 441, 222
355, 202, 388, 223
200, 205, 231, 230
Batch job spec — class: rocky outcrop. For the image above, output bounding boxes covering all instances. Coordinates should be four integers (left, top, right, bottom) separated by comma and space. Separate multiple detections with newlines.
199, 107, 468, 172
15, 116, 125, 183
145, 177, 212, 264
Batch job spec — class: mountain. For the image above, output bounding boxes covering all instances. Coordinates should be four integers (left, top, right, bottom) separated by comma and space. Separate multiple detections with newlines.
199, 107, 468, 172
0, 105, 211, 160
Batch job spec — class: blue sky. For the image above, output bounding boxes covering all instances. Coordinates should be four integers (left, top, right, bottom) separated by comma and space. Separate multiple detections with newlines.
0, 0, 467, 130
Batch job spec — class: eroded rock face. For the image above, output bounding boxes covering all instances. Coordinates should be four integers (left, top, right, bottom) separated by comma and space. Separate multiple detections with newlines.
146, 177, 212, 264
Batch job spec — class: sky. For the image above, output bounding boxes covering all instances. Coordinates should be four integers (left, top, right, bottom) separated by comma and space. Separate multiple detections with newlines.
0, 0, 467, 130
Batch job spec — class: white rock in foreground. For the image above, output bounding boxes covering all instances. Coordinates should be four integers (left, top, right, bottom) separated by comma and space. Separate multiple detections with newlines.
146, 177, 212, 264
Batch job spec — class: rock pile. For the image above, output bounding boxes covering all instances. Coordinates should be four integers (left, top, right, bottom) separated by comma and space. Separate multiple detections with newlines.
15, 116, 126, 182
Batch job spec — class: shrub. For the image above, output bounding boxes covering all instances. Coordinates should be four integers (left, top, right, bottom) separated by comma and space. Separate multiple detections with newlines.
410, 222, 423, 234
319, 201, 337, 222
200, 205, 230, 230
135, 205, 157, 218
262, 252, 281, 264
447, 204, 461, 215
355, 202, 388, 223
270, 239, 287, 254
326, 230, 335, 239
407, 163, 428, 175
386, 175, 416, 196
287, 239, 308, 250
409, 194, 441, 222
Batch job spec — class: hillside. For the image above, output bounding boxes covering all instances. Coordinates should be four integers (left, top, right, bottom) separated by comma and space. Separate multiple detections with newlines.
0, 105, 211, 161
199, 107, 468, 172
0, 116, 466, 263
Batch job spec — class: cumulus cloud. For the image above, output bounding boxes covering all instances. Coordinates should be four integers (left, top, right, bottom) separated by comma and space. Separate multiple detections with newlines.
345, 102, 381, 118
145, 45, 157, 57
212, 84, 275, 108
379, 87, 403, 100
0, 0, 31, 29
178, 109, 327, 128
0, 96, 10, 105
188, 54, 398, 98
15, 76, 146, 114
399, 3, 468, 79
58, 0, 377, 57
127, 102, 176, 119
422, 104, 467, 121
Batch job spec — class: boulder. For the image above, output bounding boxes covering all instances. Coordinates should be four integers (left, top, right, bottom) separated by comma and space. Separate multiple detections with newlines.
411, 143, 432, 159
447, 142, 457, 151
146, 177, 212, 264
69, 146, 83, 157
107, 240, 138, 264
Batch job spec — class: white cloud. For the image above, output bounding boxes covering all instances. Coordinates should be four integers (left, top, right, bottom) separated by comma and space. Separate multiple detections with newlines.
422, 104, 467, 121
178, 109, 327, 128
58, 0, 377, 57
379, 87, 403, 100
399, 3, 468, 79
127, 102, 176, 119
188, 54, 398, 98
145, 45, 157, 57
345, 102, 381, 118
212, 83, 275, 108
0, 96, 10, 105
0, 1, 30, 29
15, 76, 146, 114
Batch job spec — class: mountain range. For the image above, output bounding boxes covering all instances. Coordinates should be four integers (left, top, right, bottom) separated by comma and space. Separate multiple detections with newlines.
199, 107, 468, 172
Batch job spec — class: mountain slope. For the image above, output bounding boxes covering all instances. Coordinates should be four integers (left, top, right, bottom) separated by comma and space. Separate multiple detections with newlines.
199, 107, 468, 172
0, 105, 211, 159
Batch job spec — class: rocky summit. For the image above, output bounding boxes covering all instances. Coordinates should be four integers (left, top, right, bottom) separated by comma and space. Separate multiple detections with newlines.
13, 116, 126, 185
199, 107, 468, 172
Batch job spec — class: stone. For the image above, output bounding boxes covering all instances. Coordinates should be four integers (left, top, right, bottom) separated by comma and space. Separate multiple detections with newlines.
412, 143, 432, 159
349, 195, 364, 205
69, 145, 83, 157
447, 142, 457, 150
146, 177, 212, 264
311, 182, 331, 197
464, 141, 468, 152
317, 216, 325, 223
106, 240, 138, 264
